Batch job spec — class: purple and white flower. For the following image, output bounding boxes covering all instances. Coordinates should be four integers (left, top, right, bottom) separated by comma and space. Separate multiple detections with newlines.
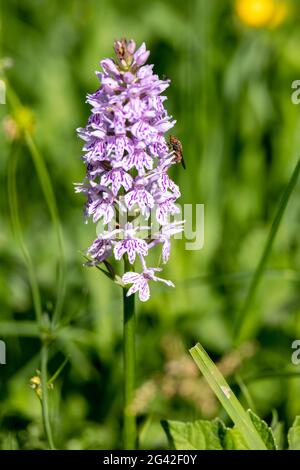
122, 268, 174, 302
76, 39, 184, 300
114, 238, 148, 264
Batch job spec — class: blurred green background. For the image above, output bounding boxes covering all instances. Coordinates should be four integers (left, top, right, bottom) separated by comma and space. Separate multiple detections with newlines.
1, 0, 300, 450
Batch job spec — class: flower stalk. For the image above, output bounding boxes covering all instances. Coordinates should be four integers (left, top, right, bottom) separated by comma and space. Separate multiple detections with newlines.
123, 257, 137, 449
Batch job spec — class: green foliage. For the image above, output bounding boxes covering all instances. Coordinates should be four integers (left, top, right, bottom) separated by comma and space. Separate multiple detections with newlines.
271, 412, 285, 450
223, 428, 249, 450
1, 0, 300, 450
162, 419, 224, 450
288, 416, 300, 450
162, 412, 300, 450
190, 343, 267, 449
161, 342, 292, 450
248, 410, 277, 450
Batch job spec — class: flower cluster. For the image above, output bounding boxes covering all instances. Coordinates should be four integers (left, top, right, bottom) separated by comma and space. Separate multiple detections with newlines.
76, 39, 184, 301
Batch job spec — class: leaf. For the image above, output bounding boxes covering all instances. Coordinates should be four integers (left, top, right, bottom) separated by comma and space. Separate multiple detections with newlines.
271, 410, 285, 450
248, 410, 277, 450
82, 254, 115, 281
224, 428, 249, 450
161, 419, 223, 450
0, 321, 39, 337
48, 355, 69, 385
272, 421, 285, 450
24, 132, 66, 326
161, 416, 274, 451
7, 146, 42, 324
288, 416, 300, 450
223, 413, 276, 451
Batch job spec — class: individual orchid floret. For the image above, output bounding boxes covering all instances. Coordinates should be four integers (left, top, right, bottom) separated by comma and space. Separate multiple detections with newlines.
113, 223, 149, 264
122, 267, 174, 302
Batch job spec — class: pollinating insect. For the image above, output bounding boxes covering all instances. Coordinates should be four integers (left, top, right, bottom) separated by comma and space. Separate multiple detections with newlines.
169, 135, 186, 169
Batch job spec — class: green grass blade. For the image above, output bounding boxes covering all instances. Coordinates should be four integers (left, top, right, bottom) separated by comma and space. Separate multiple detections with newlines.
48, 355, 69, 385
182, 268, 300, 289
189, 343, 267, 450
235, 373, 256, 412
7, 145, 42, 324
24, 134, 66, 326
234, 158, 300, 342
0, 321, 40, 337
6, 82, 65, 326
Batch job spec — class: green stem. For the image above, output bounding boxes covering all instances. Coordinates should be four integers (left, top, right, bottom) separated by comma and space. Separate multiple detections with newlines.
190, 343, 267, 450
7, 144, 42, 324
5, 80, 58, 451
25, 133, 65, 327
123, 258, 137, 450
40, 344, 55, 450
5, 83, 65, 327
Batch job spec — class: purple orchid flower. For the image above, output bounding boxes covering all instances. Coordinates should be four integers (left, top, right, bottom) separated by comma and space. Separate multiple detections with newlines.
76, 39, 184, 300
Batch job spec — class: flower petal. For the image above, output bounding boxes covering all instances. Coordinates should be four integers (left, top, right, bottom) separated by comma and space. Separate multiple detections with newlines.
139, 279, 150, 302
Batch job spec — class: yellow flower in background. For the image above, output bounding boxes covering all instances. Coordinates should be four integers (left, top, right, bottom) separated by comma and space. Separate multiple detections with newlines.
236, 0, 288, 28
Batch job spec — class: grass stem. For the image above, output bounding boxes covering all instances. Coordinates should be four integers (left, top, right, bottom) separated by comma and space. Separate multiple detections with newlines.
40, 344, 55, 450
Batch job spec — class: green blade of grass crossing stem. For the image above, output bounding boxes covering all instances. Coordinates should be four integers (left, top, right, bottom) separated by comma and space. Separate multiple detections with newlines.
7, 145, 42, 324
189, 343, 267, 450
7, 143, 55, 448
234, 158, 300, 342
6, 82, 65, 327
24, 133, 65, 326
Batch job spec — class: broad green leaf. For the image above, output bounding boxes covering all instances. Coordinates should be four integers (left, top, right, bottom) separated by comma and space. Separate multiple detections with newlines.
248, 410, 276, 450
288, 416, 300, 450
224, 428, 249, 450
161, 419, 223, 450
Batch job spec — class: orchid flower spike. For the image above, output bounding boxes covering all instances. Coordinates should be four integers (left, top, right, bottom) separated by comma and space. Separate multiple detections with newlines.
76, 39, 184, 301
